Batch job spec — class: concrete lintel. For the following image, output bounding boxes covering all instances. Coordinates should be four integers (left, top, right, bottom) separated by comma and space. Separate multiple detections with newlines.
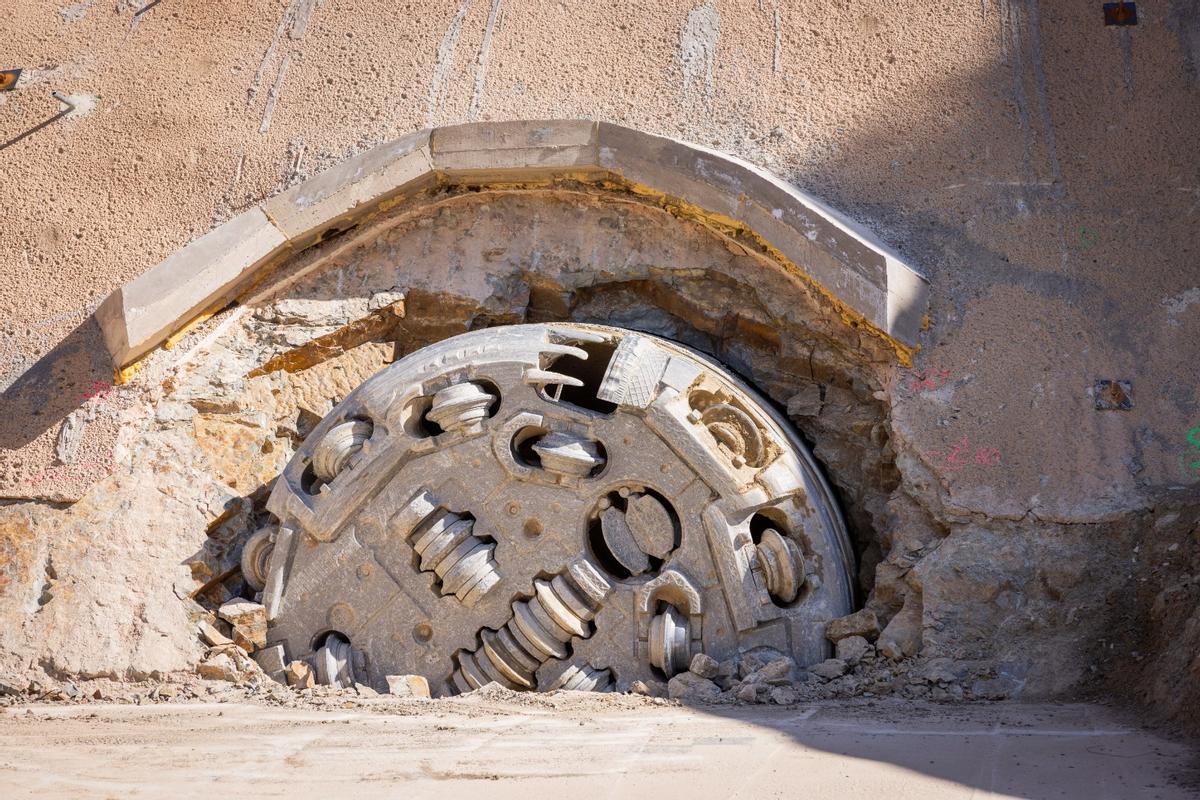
263, 130, 436, 247
97, 206, 289, 367
94, 119, 929, 369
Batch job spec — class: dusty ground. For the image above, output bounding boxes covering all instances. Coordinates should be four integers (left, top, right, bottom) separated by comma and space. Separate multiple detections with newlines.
0, 695, 1194, 799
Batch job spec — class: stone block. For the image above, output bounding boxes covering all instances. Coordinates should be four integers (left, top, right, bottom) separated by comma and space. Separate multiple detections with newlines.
667, 671, 721, 702
196, 619, 231, 648
263, 130, 435, 246
384, 674, 431, 698
431, 120, 600, 182
835, 635, 871, 665
808, 658, 849, 681
218, 599, 268, 653
825, 608, 881, 642
688, 652, 720, 679
96, 206, 288, 366
285, 660, 315, 689
253, 644, 288, 684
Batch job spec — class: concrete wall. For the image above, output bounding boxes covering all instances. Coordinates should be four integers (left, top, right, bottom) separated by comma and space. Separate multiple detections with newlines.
1, 1, 1198, 720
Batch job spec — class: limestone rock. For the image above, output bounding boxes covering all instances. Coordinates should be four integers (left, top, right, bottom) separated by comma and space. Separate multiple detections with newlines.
286, 660, 316, 689
196, 619, 232, 648
196, 649, 256, 683
689, 652, 720, 679
253, 644, 288, 684
808, 658, 849, 681
743, 656, 797, 686
769, 686, 799, 705
835, 635, 871, 665
737, 646, 788, 678
825, 609, 881, 642
735, 682, 765, 703
385, 674, 430, 698
878, 600, 922, 661
218, 599, 267, 653
667, 672, 721, 702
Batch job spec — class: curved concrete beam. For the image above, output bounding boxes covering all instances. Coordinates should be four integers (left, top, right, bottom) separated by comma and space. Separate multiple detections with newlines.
96, 120, 929, 369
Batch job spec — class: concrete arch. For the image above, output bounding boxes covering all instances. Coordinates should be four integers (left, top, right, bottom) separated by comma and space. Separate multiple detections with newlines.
96, 120, 929, 371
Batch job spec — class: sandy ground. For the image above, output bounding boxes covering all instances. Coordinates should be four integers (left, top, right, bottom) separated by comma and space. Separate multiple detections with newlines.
0, 697, 1193, 799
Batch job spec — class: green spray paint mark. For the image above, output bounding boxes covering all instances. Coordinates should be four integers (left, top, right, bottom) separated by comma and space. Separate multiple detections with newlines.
1078, 227, 1098, 250
1179, 427, 1200, 482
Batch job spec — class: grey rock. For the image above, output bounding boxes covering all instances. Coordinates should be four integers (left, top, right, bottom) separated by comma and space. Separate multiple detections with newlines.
808, 658, 849, 681
769, 686, 799, 705
737, 646, 788, 678
735, 682, 763, 703
825, 609, 881, 642
835, 635, 871, 665
667, 672, 721, 702
689, 652, 720, 679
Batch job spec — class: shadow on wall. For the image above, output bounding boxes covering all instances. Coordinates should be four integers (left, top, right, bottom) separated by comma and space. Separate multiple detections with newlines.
0, 317, 113, 451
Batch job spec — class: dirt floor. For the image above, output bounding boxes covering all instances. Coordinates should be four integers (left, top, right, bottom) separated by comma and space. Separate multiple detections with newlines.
0, 694, 1194, 799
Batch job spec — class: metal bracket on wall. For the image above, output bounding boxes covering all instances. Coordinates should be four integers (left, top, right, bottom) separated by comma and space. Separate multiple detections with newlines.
1103, 2, 1137, 26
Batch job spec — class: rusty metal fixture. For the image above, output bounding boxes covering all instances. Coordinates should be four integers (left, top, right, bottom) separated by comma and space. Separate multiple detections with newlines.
262, 323, 853, 696
240, 526, 275, 592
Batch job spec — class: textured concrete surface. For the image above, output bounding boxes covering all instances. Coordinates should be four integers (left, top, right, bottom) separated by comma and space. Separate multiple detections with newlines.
0, 699, 1194, 799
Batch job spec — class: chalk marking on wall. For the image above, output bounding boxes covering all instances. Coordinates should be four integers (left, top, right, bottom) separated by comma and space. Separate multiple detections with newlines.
427, 0, 474, 127
250, 0, 321, 133
680, 0, 720, 112
259, 53, 291, 134
468, 0, 503, 121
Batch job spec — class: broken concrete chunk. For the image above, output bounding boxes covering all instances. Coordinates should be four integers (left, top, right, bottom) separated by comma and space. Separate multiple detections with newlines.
667, 672, 721, 703
286, 660, 316, 689
825, 608, 881, 642
835, 635, 871, 665
808, 658, 849, 681
689, 652, 720, 679
218, 599, 268, 653
354, 682, 379, 698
